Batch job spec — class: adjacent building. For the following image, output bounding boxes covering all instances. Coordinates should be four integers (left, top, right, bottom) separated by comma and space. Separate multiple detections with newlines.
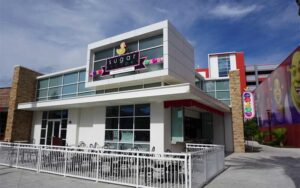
0, 87, 10, 140
196, 52, 246, 106
254, 46, 300, 147
246, 64, 278, 91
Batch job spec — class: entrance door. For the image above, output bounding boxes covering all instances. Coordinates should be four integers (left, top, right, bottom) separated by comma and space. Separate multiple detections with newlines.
46, 120, 61, 145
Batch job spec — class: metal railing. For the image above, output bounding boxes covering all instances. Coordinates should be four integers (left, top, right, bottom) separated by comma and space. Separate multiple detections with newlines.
0, 142, 224, 188
186, 143, 225, 187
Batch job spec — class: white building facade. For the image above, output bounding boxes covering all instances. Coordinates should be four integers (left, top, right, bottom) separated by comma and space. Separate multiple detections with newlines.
18, 21, 233, 153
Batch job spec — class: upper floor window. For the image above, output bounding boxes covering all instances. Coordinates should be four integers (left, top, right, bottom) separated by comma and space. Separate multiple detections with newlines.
218, 56, 230, 77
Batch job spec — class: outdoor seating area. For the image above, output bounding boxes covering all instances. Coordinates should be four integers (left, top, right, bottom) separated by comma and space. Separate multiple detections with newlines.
0, 141, 224, 188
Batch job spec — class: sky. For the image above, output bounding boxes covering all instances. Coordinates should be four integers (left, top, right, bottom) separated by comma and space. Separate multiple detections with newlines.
0, 0, 299, 87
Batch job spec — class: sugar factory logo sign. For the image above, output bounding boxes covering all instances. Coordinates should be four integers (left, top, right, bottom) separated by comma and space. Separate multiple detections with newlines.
90, 42, 146, 77
243, 92, 255, 119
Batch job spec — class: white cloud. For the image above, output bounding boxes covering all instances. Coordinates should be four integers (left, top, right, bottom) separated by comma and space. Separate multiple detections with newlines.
210, 4, 262, 18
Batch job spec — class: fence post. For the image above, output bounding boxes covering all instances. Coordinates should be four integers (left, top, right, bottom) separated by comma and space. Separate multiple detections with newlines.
135, 152, 139, 187
16, 143, 20, 168
184, 154, 188, 188
96, 150, 99, 182
64, 148, 67, 177
204, 150, 207, 182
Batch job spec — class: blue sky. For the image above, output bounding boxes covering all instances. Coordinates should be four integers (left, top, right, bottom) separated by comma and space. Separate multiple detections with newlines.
0, 0, 299, 87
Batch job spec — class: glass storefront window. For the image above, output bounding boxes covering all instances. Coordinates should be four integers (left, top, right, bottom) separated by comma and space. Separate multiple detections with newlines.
139, 35, 163, 50
120, 105, 134, 116
38, 79, 49, 89
79, 71, 86, 82
63, 72, 78, 84
49, 76, 63, 87
106, 106, 119, 117
140, 46, 163, 59
216, 91, 230, 99
216, 80, 229, 90
48, 87, 62, 99
94, 48, 113, 61
205, 81, 215, 91
62, 84, 77, 95
104, 104, 150, 150
37, 89, 47, 98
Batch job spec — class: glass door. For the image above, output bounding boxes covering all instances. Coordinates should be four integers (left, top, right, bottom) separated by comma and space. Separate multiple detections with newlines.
46, 120, 61, 145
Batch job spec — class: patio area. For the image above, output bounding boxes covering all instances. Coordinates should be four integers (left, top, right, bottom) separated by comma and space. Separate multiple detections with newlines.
0, 142, 224, 188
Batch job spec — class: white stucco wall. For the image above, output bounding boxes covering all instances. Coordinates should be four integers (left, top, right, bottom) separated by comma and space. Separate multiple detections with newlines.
209, 56, 219, 78
77, 106, 106, 147
150, 102, 165, 153
66, 108, 79, 146
167, 22, 195, 85
31, 111, 42, 144
229, 54, 237, 70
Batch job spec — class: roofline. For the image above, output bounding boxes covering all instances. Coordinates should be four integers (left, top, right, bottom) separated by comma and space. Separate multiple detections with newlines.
208, 51, 242, 56
37, 66, 86, 79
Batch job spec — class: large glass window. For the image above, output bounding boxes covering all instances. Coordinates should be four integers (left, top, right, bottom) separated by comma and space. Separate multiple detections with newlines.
139, 35, 163, 50
104, 104, 150, 151
49, 76, 63, 87
204, 79, 231, 105
63, 72, 78, 84
38, 79, 49, 89
94, 48, 114, 61
62, 84, 77, 95
218, 56, 231, 77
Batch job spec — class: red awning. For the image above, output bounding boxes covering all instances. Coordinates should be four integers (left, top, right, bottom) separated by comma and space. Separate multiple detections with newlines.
164, 99, 224, 116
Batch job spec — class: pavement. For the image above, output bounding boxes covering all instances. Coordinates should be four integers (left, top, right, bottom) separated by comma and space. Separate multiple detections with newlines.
205, 144, 300, 188
0, 166, 128, 188
1, 144, 299, 188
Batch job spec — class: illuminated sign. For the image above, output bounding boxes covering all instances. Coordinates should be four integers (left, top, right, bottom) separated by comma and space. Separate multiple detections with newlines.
89, 41, 163, 78
243, 91, 255, 119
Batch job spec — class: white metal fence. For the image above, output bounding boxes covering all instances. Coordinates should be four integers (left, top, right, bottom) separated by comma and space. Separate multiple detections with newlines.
0, 142, 224, 188
186, 143, 225, 188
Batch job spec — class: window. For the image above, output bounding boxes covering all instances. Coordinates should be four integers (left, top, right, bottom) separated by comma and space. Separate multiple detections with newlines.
218, 56, 231, 77
139, 35, 163, 50
94, 48, 114, 61
63, 72, 78, 84
204, 79, 231, 105
49, 76, 63, 87
38, 79, 49, 89
36, 70, 96, 101
104, 104, 150, 151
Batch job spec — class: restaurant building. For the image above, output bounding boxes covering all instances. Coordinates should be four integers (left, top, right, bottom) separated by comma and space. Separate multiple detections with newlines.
5, 21, 246, 153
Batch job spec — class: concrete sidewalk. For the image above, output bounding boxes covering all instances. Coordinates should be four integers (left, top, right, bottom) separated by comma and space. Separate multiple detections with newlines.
0, 166, 128, 188
205, 145, 300, 188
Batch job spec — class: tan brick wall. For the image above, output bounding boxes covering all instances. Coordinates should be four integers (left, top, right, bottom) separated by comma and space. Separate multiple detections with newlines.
0, 88, 11, 109
5, 66, 42, 142
229, 70, 245, 152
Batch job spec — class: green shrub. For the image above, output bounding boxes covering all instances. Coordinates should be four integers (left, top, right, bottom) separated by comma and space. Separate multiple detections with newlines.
271, 128, 287, 146
244, 118, 259, 140
254, 131, 268, 144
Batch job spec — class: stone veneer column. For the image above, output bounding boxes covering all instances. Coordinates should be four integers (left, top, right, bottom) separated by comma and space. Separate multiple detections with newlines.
5, 66, 42, 142
229, 70, 245, 152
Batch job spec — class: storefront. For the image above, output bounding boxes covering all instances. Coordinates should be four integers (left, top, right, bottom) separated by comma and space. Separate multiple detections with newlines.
16, 21, 233, 152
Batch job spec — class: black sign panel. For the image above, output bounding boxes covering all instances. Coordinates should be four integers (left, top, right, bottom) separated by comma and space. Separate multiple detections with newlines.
106, 51, 139, 71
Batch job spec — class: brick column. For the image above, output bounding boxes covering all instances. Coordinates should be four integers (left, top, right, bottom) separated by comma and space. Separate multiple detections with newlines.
5, 66, 42, 142
229, 70, 245, 152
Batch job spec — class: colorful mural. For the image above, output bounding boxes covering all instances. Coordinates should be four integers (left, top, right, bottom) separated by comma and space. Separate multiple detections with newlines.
255, 47, 300, 127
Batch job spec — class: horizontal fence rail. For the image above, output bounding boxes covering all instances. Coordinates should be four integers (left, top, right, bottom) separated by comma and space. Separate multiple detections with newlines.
0, 142, 224, 188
